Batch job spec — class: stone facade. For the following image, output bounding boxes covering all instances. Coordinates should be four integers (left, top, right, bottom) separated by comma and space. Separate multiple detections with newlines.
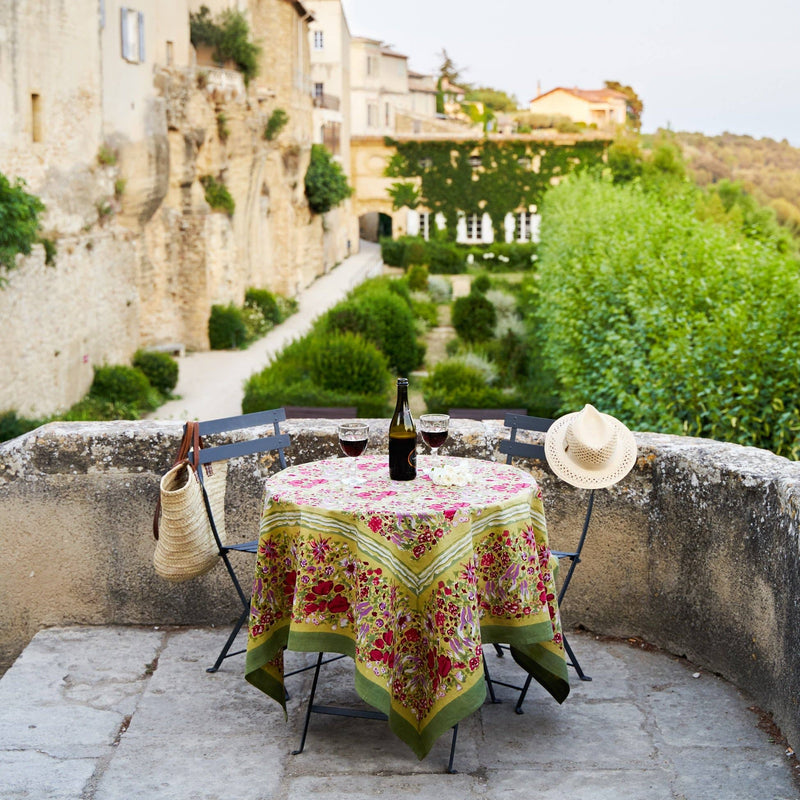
1, 421, 798, 753
0, 0, 354, 417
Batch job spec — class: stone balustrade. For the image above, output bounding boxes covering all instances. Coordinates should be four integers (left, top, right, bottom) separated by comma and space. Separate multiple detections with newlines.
1, 419, 798, 750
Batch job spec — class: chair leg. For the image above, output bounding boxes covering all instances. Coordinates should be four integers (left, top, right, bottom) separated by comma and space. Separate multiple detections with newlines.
292, 652, 324, 755
206, 603, 249, 673
446, 724, 459, 774
483, 655, 500, 704
563, 633, 592, 682
493, 643, 504, 658
514, 674, 534, 715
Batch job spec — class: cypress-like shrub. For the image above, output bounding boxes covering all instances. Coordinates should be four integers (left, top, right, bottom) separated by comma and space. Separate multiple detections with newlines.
451, 293, 497, 343
208, 303, 248, 349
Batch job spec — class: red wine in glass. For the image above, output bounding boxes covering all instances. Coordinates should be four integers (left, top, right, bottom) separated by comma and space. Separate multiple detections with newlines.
340, 437, 368, 457
421, 430, 447, 450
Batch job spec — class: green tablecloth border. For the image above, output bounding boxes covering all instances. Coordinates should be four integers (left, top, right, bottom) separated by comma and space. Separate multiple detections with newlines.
509, 643, 571, 704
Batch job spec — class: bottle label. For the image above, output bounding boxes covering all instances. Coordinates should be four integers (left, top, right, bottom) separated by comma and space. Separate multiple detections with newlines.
389, 435, 417, 481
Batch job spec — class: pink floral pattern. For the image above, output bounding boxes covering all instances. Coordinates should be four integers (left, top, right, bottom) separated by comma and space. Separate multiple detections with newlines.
246, 455, 567, 757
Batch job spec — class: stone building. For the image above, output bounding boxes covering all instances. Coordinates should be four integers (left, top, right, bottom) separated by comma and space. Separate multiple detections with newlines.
0, 0, 353, 418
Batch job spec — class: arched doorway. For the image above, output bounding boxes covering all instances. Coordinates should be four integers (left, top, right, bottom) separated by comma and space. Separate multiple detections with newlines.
359, 211, 392, 242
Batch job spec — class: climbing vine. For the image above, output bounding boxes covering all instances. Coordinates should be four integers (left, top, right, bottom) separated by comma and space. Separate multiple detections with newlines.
384, 137, 607, 240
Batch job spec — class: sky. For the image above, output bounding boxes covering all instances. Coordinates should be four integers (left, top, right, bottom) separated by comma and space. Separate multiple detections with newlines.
339, 0, 800, 146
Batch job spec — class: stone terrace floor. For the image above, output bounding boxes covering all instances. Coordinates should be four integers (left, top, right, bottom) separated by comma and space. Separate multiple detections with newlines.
1, 626, 798, 799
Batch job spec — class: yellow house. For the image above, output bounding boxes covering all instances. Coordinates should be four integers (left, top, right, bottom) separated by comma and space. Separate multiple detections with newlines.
529, 87, 627, 130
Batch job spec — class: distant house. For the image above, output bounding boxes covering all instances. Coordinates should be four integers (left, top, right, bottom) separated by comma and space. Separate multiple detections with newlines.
529, 86, 627, 130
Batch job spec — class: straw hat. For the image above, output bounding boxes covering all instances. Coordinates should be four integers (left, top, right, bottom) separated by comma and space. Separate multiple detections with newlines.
544, 404, 637, 489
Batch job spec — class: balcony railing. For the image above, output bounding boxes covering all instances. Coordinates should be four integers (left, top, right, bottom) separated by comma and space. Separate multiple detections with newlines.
313, 93, 341, 111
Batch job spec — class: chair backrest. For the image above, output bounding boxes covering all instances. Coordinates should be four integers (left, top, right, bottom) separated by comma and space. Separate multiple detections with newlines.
448, 407, 527, 421
284, 405, 357, 419
498, 412, 553, 463
191, 408, 290, 470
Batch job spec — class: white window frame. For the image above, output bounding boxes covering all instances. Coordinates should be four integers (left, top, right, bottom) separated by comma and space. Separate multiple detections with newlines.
465, 213, 482, 242
516, 211, 533, 242
120, 7, 145, 63
367, 103, 378, 128
313, 30, 324, 49
419, 211, 430, 241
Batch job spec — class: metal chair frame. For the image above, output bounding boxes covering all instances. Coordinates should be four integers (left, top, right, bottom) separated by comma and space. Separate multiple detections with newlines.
485, 412, 596, 713
189, 408, 290, 674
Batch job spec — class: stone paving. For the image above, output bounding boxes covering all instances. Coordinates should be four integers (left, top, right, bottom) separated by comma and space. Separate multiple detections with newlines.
1, 626, 797, 799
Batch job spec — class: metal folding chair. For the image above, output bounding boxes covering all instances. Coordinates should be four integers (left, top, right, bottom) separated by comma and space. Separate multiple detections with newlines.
485, 412, 596, 712
188, 408, 291, 674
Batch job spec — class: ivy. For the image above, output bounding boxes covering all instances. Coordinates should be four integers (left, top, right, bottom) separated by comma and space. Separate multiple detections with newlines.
189, 5, 260, 85
384, 137, 606, 240
0, 172, 46, 283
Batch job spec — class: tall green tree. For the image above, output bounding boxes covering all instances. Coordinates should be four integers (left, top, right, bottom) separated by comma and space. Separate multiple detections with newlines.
305, 144, 352, 214
604, 80, 643, 130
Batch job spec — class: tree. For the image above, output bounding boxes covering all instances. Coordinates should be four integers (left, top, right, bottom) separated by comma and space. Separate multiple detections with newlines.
437, 48, 467, 87
190, 4, 261, 85
464, 86, 518, 113
604, 80, 643, 130
305, 144, 353, 214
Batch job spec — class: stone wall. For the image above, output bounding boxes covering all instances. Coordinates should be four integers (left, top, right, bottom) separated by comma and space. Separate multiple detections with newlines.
0, 420, 798, 751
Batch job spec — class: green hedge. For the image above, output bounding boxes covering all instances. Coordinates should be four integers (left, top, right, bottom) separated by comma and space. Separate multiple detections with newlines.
422, 360, 523, 414
242, 333, 390, 416
320, 282, 424, 375
208, 303, 249, 349
536, 173, 800, 458
132, 350, 178, 395
380, 236, 537, 274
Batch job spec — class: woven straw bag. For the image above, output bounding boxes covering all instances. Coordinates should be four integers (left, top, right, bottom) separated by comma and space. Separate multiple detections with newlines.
153, 422, 227, 582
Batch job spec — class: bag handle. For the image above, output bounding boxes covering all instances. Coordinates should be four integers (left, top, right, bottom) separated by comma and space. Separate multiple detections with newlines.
153, 422, 199, 540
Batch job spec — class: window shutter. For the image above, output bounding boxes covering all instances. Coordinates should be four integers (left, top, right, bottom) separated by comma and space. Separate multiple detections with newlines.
137, 12, 145, 62
120, 8, 130, 61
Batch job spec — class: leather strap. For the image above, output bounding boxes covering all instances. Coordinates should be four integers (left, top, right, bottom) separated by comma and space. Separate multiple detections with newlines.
153, 422, 198, 540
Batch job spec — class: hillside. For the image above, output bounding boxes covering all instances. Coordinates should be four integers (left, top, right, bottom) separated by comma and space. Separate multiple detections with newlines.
674, 131, 800, 233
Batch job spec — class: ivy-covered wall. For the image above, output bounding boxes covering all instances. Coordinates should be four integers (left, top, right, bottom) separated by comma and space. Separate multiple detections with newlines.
384, 137, 607, 240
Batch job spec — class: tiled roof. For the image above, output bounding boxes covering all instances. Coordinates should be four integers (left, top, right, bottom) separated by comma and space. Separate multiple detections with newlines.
530, 87, 627, 104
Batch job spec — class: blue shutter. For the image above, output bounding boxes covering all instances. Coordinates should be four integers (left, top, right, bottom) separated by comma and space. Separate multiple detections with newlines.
137, 12, 145, 63
120, 8, 130, 61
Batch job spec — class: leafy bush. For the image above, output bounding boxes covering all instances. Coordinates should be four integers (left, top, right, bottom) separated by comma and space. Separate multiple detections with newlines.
242, 334, 390, 417
426, 240, 466, 273
407, 263, 429, 291
0, 172, 45, 277
470, 273, 491, 294
132, 350, 178, 395
537, 173, 800, 458
380, 237, 409, 268
451, 293, 497, 343
410, 292, 439, 329
208, 303, 248, 349
190, 5, 261, 84
89, 365, 157, 411
305, 144, 352, 214
201, 175, 235, 216
245, 288, 282, 325
321, 287, 424, 375
60, 396, 143, 422
0, 410, 41, 442
465, 242, 538, 271
422, 360, 513, 414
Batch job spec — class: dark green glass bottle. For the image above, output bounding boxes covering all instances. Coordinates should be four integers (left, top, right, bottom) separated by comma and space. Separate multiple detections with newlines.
389, 377, 416, 480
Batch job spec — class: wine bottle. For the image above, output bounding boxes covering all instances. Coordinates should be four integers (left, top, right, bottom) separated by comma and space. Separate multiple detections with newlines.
389, 377, 416, 481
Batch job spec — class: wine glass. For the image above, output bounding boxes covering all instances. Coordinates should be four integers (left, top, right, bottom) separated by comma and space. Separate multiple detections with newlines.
337, 422, 369, 483
419, 414, 449, 465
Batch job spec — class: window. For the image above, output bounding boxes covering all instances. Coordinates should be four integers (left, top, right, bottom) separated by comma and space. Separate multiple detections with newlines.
516, 211, 538, 242
366, 55, 378, 76
313, 30, 324, 49
314, 82, 324, 100
419, 211, 430, 240
120, 7, 145, 63
466, 213, 482, 241
384, 103, 390, 127
469, 155, 482, 169
166, 40, 173, 66
418, 157, 433, 169
367, 103, 378, 128
517, 156, 531, 169
30, 94, 42, 143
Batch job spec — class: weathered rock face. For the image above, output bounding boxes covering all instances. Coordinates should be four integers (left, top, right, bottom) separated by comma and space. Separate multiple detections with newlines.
1, 422, 798, 750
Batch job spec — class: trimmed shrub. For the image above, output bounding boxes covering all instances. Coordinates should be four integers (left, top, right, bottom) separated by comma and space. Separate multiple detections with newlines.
322, 288, 424, 375
132, 350, 178, 395
410, 292, 439, 329
245, 288, 283, 325
422, 360, 511, 414
208, 303, 248, 349
242, 334, 390, 417
89, 365, 152, 407
470, 272, 491, 294
451, 293, 497, 343
407, 263, 429, 291
380, 237, 409, 268
426, 240, 465, 274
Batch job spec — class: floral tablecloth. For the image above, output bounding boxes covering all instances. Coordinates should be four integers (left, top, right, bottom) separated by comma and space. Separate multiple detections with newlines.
245, 455, 569, 758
